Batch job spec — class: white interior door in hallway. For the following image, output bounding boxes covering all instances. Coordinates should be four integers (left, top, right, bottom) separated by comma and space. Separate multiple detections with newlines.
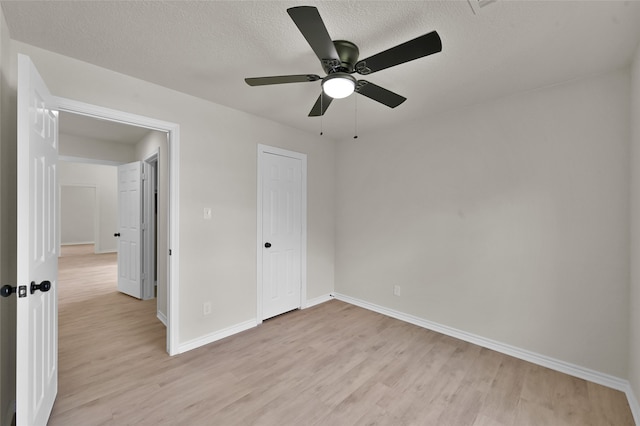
258, 146, 307, 320
117, 161, 142, 299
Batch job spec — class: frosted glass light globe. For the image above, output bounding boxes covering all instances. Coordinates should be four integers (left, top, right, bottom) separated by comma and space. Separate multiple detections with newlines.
322, 73, 356, 99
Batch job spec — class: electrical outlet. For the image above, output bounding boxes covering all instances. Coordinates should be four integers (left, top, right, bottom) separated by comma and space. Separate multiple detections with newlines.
393, 285, 401, 296
203, 301, 212, 316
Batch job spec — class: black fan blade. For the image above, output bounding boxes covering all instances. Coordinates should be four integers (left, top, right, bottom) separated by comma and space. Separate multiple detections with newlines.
308, 92, 333, 116
245, 74, 320, 86
287, 6, 340, 64
355, 80, 406, 108
355, 31, 442, 75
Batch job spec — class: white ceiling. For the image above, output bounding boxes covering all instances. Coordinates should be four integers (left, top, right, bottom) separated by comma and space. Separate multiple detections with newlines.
3, 1, 640, 140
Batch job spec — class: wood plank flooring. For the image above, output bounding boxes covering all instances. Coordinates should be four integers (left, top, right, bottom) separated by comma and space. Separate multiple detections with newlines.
49, 244, 635, 425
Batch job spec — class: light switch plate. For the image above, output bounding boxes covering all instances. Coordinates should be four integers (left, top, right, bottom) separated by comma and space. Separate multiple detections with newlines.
203, 207, 212, 220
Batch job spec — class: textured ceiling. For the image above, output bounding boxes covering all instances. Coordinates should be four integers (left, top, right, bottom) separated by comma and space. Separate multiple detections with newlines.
3, 1, 640, 140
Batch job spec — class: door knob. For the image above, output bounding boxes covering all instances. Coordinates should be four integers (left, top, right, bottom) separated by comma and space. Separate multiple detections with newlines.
114, 233, 120, 237
30, 280, 51, 295
264, 242, 272, 248
0, 285, 16, 298
1, 285, 27, 298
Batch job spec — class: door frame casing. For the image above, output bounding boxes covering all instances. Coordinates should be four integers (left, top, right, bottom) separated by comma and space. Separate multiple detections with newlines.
142, 150, 158, 301
55, 96, 180, 355
256, 144, 307, 323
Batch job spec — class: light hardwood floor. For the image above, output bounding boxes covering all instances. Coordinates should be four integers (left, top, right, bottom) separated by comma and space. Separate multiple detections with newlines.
49, 244, 635, 425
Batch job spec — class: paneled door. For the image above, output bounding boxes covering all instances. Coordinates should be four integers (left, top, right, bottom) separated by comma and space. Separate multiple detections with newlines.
16, 54, 58, 426
260, 150, 304, 320
117, 161, 143, 299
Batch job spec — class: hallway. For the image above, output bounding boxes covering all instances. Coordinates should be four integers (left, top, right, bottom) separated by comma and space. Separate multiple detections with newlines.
52, 244, 164, 424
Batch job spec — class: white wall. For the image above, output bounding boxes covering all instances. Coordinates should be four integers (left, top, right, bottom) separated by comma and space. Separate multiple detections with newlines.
60, 185, 95, 244
135, 130, 164, 161
630, 40, 640, 413
135, 131, 169, 320
335, 68, 631, 378
10, 41, 336, 346
58, 162, 118, 253
60, 132, 135, 164
0, 5, 16, 424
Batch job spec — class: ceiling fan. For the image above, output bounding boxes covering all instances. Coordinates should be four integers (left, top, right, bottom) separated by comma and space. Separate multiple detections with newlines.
245, 6, 442, 117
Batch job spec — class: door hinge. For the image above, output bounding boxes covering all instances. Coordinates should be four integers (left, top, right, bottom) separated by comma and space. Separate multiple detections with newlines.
142, 222, 146, 231
142, 172, 146, 181
141, 273, 146, 281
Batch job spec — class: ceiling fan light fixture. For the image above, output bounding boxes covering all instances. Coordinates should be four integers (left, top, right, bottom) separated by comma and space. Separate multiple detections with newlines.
322, 73, 356, 99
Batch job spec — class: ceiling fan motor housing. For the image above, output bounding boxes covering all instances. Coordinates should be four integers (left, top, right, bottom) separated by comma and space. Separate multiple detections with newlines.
327, 40, 359, 74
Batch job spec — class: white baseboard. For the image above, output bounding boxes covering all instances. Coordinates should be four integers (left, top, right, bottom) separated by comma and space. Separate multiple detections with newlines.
332, 293, 636, 410
178, 319, 257, 354
157, 310, 167, 327
304, 293, 333, 309
59, 242, 116, 254
94, 250, 117, 254
626, 384, 640, 426
176, 295, 332, 355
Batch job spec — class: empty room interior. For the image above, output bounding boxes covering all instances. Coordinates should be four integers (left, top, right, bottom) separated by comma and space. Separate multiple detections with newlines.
2, 1, 640, 425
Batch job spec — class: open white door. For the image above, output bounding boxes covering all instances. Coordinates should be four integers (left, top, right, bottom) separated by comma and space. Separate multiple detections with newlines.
117, 161, 143, 299
16, 54, 58, 426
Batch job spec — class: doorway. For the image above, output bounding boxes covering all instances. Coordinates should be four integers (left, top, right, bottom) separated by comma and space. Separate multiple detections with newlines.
55, 97, 180, 355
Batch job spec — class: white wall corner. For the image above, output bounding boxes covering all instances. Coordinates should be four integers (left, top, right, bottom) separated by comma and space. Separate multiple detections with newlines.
178, 320, 258, 354
332, 293, 631, 394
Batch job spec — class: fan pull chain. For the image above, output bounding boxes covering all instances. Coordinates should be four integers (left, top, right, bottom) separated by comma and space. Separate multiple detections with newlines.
354, 90, 358, 139
320, 90, 324, 136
